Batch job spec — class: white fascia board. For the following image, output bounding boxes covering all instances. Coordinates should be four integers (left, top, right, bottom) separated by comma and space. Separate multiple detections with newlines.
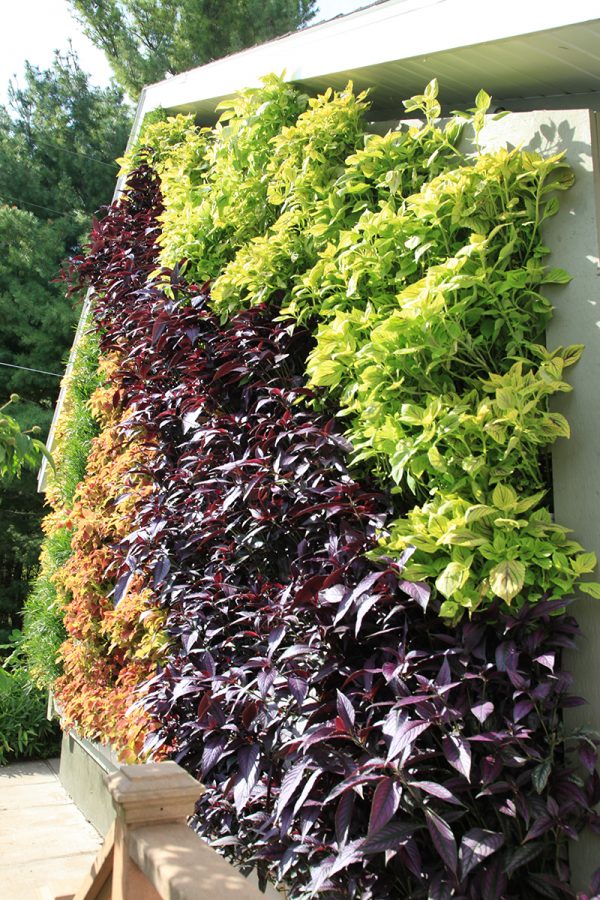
139, 0, 600, 115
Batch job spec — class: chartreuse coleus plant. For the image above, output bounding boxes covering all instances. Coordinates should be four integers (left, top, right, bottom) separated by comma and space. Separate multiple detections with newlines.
283, 86, 598, 622
211, 82, 465, 318
119, 74, 309, 286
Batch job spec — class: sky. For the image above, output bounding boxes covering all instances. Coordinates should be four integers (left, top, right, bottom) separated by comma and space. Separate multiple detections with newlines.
0, 0, 369, 106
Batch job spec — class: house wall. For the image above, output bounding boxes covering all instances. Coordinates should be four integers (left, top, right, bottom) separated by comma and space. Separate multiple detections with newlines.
475, 108, 600, 889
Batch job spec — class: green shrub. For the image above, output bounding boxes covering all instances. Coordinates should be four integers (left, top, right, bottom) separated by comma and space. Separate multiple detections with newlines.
22, 527, 71, 687
0, 665, 60, 765
22, 325, 101, 688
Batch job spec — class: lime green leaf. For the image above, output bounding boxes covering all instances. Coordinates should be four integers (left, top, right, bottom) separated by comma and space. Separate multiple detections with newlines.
514, 491, 546, 514
561, 344, 584, 368
492, 484, 517, 513
489, 559, 526, 603
475, 89, 491, 113
436, 561, 470, 599
465, 505, 494, 524
572, 553, 597, 576
439, 599, 461, 620
579, 582, 600, 599
542, 267, 571, 285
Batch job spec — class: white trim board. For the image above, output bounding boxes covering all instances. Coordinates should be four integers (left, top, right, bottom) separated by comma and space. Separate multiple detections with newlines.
134, 0, 600, 121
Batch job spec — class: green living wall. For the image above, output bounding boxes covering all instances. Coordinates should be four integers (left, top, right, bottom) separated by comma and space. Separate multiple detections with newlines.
32, 77, 600, 897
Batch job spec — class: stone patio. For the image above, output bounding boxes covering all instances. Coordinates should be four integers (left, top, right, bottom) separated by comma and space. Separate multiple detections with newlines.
0, 758, 102, 900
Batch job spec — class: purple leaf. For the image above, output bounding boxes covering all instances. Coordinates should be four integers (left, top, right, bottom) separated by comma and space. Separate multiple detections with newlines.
442, 734, 472, 781
355, 593, 380, 635
387, 719, 431, 762
514, 698, 534, 721
425, 808, 458, 876
257, 668, 276, 697
398, 838, 422, 879
113, 571, 133, 607
292, 769, 321, 816
336, 690, 355, 730
482, 856, 508, 900
201, 734, 227, 777
327, 839, 364, 877
495, 641, 518, 672
319, 584, 346, 605
333, 591, 356, 625
505, 842, 543, 876
276, 763, 305, 816
267, 625, 286, 657
398, 579, 430, 610
428, 875, 453, 900
436, 657, 451, 687
524, 816, 553, 842
287, 676, 308, 705
326, 771, 384, 803
368, 777, 401, 836
362, 820, 416, 854
307, 857, 335, 895
238, 743, 259, 781
459, 828, 504, 879
471, 701, 494, 724
152, 556, 171, 585
534, 652, 555, 671
302, 723, 336, 749
531, 760, 552, 794
335, 790, 355, 847
407, 781, 463, 806
348, 571, 384, 603
233, 745, 260, 813
580, 743, 597, 773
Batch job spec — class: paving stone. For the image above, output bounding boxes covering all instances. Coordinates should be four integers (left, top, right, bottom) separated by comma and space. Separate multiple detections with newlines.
47, 757, 61, 777
1, 805, 101, 863
0, 760, 102, 900
0, 759, 56, 784
0, 851, 96, 900
0, 780, 73, 810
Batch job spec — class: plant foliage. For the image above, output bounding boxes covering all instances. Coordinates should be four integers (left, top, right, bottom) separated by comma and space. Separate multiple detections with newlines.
50, 79, 600, 897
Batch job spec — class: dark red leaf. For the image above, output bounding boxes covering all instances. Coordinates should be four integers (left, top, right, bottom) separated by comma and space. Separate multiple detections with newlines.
425, 808, 458, 876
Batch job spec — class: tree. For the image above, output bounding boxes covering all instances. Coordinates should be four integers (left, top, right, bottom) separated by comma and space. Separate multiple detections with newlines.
0, 49, 132, 642
0, 398, 48, 481
0, 48, 131, 411
68, 0, 317, 97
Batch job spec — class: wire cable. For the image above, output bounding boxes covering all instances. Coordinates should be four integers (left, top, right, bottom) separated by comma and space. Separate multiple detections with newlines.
0, 361, 62, 378
24, 135, 118, 169
0, 192, 80, 218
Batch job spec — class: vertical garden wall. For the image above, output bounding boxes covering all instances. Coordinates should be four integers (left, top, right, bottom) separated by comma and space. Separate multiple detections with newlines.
29, 78, 600, 898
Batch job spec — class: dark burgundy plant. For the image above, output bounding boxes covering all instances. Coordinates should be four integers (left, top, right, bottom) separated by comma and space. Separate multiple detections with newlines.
68, 160, 600, 899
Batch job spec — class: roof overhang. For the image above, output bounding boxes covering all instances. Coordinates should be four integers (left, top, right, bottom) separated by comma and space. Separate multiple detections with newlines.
135, 0, 600, 123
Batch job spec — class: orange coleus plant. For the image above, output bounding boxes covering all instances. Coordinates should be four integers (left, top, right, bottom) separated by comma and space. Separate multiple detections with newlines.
54, 356, 169, 761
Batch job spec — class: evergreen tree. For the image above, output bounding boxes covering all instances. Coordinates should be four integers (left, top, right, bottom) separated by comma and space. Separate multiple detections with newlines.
0, 49, 131, 642
69, 0, 317, 97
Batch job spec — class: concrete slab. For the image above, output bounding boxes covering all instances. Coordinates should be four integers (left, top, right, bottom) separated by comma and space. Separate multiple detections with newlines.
0, 759, 57, 784
47, 757, 61, 777
0, 780, 74, 809
1, 804, 101, 864
0, 851, 96, 899
0, 758, 101, 900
